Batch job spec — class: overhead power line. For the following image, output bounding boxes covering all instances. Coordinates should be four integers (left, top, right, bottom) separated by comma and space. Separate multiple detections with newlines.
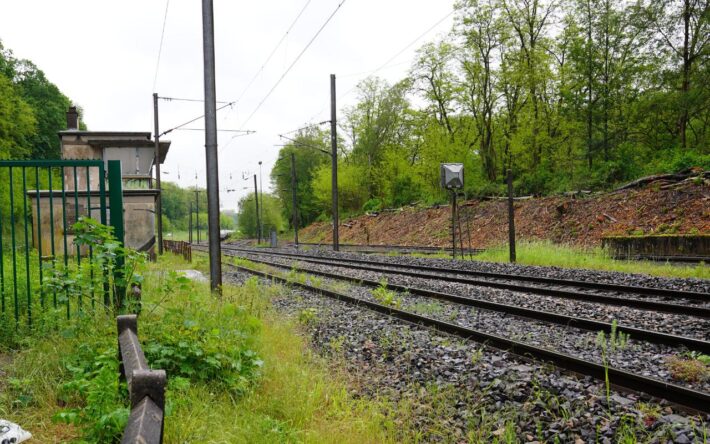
159, 96, 233, 104
304, 8, 455, 123
234, 0, 314, 104
152, 0, 171, 92
160, 101, 236, 137
280, 120, 330, 136
237, 0, 348, 130
175, 128, 256, 133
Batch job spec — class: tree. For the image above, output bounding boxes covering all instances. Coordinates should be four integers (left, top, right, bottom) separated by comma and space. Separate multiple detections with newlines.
344, 77, 412, 198
457, 0, 504, 181
646, 0, 710, 149
237, 193, 284, 238
411, 41, 460, 139
0, 40, 73, 159
271, 128, 330, 228
502, 0, 557, 167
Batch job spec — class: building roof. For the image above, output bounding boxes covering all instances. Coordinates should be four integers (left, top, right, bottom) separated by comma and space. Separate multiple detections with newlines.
58, 130, 152, 138
58, 131, 171, 164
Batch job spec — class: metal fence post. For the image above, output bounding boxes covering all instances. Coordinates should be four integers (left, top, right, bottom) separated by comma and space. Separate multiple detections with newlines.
108, 160, 126, 307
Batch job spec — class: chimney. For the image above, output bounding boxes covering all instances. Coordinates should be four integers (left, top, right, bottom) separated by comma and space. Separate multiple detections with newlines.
66, 106, 79, 130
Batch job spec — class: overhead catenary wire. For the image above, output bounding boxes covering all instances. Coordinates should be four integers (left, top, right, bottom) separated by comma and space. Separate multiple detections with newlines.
303, 8, 456, 123
152, 0, 171, 92
159, 101, 236, 137
237, 0, 348, 131
234, 0, 314, 104
278, 134, 331, 155
174, 128, 256, 133
159, 96, 233, 104
162, 0, 346, 150
279, 120, 330, 136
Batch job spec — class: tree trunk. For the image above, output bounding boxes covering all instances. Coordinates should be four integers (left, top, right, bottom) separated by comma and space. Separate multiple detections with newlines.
679, 0, 691, 149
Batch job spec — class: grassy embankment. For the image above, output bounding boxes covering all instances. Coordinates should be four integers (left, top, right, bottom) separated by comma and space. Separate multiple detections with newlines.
472, 241, 709, 280
403, 240, 709, 280
0, 253, 399, 443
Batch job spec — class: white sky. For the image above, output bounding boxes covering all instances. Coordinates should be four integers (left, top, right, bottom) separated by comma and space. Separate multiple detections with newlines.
0, 0, 455, 210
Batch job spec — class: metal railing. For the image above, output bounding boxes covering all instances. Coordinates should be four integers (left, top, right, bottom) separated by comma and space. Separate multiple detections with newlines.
0, 159, 127, 327
117, 314, 165, 444
163, 240, 191, 262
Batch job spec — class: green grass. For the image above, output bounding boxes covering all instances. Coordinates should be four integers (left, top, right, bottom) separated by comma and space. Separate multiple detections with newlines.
0, 252, 399, 443
163, 230, 192, 241
472, 240, 708, 279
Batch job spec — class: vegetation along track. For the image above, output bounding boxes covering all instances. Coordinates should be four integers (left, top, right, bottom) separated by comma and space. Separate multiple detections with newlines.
220, 245, 710, 316
210, 254, 710, 414
222, 249, 710, 351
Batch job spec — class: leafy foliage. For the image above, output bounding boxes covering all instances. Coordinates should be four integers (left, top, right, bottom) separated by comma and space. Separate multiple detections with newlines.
236, 192, 285, 238
0, 40, 74, 160
143, 311, 263, 395
54, 347, 129, 443
270, 0, 709, 219
161, 182, 237, 233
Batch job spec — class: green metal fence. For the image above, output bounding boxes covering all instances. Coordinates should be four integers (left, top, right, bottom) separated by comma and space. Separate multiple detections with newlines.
0, 159, 123, 328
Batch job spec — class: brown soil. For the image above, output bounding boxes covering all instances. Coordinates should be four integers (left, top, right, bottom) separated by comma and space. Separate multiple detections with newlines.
299, 182, 710, 248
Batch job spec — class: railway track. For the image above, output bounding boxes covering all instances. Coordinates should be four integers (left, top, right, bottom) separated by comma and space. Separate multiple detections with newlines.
289, 242, 485, 256
218, 245, 710, 316
218, 259, 710, 414
219, 250, 710, 352
282, 241, 708, 263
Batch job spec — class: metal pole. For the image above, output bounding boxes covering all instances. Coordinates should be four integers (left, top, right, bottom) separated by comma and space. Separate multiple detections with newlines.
189, 202, 193, 244
330, 74, 339, 252
201, 0, 222, 292
253, 174, 261, 243
107, 160, 126, 307
451, 191, 456, 260
195, 189, 200, 244
290, 152, 299, 246
259, 160, 263, 241
153, 93, 163, 255
507, 169, 516, 263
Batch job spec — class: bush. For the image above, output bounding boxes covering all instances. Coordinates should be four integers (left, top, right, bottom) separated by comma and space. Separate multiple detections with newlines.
54, 345, 129, 443
362, 198, 382, 213
389, 175, 422, 207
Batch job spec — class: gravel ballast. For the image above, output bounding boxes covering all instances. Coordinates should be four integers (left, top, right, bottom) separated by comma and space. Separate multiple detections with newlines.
224, 269, 709, 443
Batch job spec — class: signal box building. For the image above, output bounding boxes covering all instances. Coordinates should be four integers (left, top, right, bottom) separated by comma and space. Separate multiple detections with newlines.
29, 107, 170, 257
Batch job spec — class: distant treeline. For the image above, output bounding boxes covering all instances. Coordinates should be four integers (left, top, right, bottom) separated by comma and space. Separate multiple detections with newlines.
269, 0, 710, 233
0, 40, 78, 227
0, 40, 76, 160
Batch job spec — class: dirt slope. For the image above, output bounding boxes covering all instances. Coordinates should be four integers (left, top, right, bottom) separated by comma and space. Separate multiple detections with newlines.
299, 182, 710, 248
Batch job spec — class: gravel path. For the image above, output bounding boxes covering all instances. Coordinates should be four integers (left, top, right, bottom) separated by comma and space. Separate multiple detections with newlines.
224, 269, 709, 443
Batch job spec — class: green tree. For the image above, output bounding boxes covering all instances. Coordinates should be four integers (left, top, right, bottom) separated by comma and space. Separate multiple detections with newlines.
237, 193, 284, 238
270, 129, 329, 229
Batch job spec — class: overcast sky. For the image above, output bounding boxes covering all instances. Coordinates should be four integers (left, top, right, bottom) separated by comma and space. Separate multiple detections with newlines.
1, 0, 455, 211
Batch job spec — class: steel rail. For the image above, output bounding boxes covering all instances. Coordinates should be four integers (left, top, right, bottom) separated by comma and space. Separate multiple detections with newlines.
227, 262, 710, 415
292, 241, 485, 255
219, 246, 710, 312
226, 251, 710, 354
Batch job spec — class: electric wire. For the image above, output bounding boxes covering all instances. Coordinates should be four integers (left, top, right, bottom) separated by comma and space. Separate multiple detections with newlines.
279, 120, 330, 136
159, 101, 236, 137
304, 8, 455, 123
159, 96, 232, 104
236, 0, 348, 132
235, 0, 314, 104
152, 0, 171, 92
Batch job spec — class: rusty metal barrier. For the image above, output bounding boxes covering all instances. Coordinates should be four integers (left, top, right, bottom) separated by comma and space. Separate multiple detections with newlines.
117, 314, 165, 444
162, 240, 191, 262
